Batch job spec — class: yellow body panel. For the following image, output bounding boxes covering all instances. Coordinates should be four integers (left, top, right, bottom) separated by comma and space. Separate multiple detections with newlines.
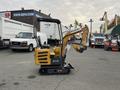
72, 44, 80, 50
53, 47, 61, 57
35, 48, 51, 65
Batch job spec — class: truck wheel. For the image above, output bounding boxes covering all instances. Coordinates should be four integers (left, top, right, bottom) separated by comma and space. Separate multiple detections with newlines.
104, 47, 107, 51
28, 45, 33, 52
104, 47, 109, 51
91, 45, 95, 48
11, 49, 16, 52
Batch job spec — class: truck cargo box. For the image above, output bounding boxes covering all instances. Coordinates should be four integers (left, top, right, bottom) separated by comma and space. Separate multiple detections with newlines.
0, 17, 33, 48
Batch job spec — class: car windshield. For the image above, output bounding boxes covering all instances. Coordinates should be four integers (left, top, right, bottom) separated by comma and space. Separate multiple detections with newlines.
93, 33, 104, 37
17, 32, 33, 39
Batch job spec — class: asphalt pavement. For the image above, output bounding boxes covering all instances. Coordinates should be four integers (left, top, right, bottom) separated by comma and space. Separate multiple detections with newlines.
0, 47, 120, 90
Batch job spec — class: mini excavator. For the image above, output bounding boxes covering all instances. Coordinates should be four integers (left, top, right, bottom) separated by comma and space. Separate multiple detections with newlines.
34, 18, 89, 74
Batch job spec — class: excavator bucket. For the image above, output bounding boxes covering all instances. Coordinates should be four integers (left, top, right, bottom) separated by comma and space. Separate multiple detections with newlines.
72, 25, 89, 53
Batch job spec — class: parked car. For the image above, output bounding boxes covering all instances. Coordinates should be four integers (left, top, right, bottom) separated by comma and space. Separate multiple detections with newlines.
104, 34, 120, 51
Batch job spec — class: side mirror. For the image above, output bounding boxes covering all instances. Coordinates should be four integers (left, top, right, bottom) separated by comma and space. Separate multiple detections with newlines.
15, 35, 18, 38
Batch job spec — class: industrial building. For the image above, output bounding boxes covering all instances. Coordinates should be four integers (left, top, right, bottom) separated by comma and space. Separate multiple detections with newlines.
0, 8, 51, 31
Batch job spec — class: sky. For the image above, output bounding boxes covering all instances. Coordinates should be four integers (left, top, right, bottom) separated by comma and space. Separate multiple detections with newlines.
0, 0, 120, 32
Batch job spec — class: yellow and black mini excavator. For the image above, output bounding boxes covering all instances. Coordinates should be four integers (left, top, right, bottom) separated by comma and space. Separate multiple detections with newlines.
34, 18, 89, 75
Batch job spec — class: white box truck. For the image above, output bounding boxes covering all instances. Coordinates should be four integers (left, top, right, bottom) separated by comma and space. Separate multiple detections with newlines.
0, 17, 47, 51
0, 17, 33, 48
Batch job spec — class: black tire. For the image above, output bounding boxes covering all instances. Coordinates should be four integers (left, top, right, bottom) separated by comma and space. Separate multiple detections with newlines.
28, 44, 33, 52
91, 45, 94, 48
11, 49, 16, 52
104, 46, 109, 51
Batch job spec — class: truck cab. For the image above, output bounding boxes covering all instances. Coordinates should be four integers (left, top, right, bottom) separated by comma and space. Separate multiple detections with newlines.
10, 32, 47, 52
89, 33, 105, 48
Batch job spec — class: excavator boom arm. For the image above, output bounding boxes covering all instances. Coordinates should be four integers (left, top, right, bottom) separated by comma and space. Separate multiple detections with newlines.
61, 25, 89, 57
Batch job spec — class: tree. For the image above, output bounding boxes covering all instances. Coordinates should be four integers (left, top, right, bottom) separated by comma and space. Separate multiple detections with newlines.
74, 19, 79, 29
78, 23, 82, 28
69, 24, 73, 30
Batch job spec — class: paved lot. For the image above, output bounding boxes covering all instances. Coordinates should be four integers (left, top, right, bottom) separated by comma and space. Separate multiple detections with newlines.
0, 48, 120, 90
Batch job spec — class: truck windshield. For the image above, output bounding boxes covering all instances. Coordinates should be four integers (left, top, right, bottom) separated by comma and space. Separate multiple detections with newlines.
93, 33, 104, 37
17, 32, 33, 39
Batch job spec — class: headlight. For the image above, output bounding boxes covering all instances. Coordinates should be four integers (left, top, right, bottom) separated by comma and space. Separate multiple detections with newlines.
111, 43, 117, 46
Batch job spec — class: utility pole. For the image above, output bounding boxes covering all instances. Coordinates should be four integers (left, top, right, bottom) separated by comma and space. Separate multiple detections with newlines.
89, 19, 93, 34
100, 24, 102, 33
104, 12, 108, 33
88, 19, 93, 47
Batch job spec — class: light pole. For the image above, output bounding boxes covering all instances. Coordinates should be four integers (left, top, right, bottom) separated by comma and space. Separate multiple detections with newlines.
88, 19, 93, 47
89, 19, 93, 34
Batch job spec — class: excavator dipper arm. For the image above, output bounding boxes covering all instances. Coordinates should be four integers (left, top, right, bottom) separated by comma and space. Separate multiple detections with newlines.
61, 25, 89, 58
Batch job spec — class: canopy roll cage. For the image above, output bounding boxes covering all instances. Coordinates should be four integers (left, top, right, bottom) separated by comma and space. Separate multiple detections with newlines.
37, 18, 61, 24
